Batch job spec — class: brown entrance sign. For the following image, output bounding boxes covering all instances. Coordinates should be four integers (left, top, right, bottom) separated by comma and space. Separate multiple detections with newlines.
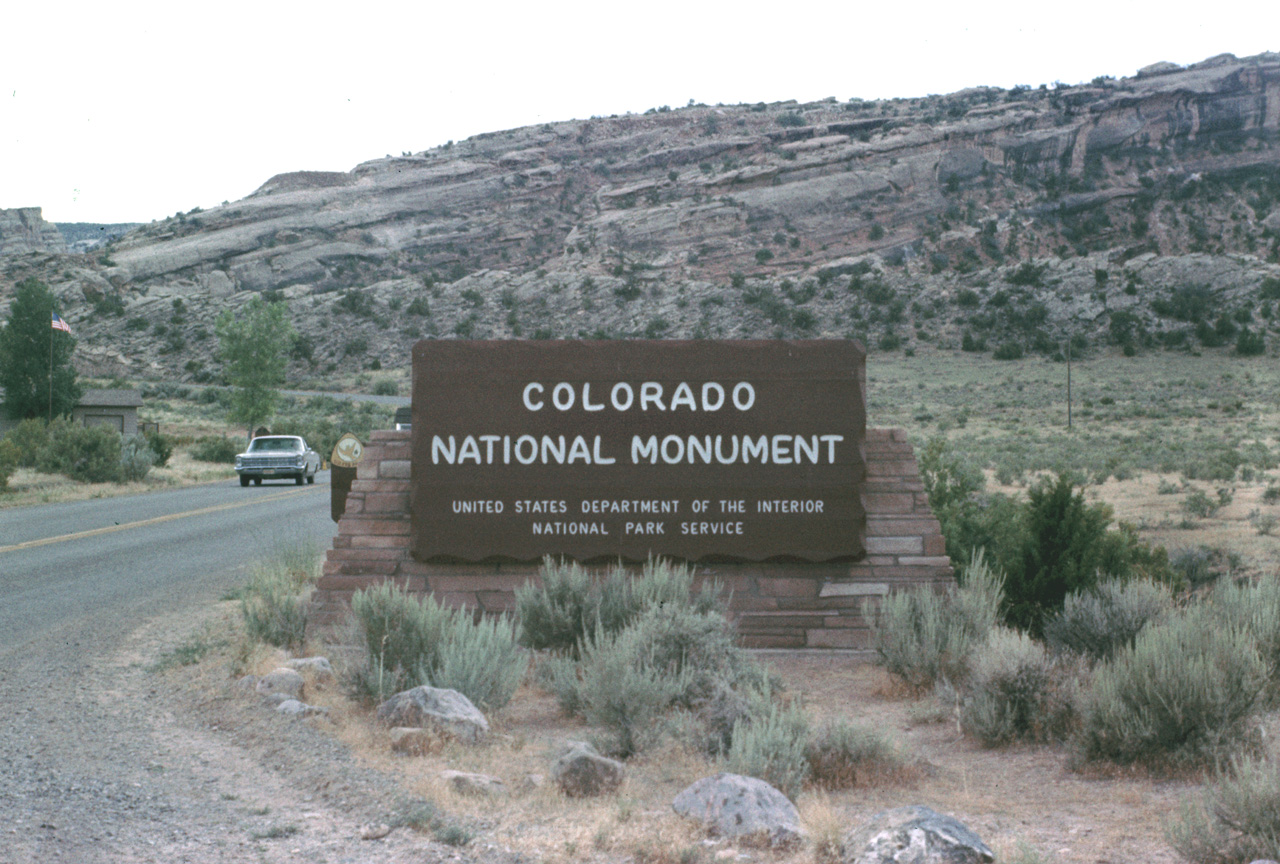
411, 340, 866, 563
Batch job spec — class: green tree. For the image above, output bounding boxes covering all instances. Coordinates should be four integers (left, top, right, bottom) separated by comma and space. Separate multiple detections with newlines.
215, 296, 294, 438
0, 278, 82, 421
1004, 473, 1119, 636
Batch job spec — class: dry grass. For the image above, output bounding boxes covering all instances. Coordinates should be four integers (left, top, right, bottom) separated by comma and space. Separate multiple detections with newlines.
157, 598, 1205, 864
0, 454, 237, 510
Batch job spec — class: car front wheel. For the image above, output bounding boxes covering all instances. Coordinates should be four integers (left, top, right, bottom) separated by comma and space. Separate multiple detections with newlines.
240, 475, 250, 487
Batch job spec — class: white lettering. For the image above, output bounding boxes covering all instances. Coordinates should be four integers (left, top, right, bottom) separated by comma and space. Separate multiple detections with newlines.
458, 436, 482, 464
567, 435, 591, 464
742, 435, 768, 462
670, 382, 696, 411
523, 382, 544, 411
552, 382, 575, 411
640, 382, 665, 411
515, 435, 538, 465
732, 382, 756, 411
541, 435, 566, 464
432, 435, 456, 464
592, 435, 616, 465
632, 435, 658, 464
771, 435, 792, 465
583, 383, 604, 411
821, 434, 844, 462
702, 382, 725, 411
611, 382, 634, 411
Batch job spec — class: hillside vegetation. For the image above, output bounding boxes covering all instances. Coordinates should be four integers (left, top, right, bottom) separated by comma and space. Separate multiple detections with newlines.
0, 52, 1277, 383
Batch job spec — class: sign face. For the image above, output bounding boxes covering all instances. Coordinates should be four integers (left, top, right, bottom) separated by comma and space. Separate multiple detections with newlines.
411, 340, 866, 563
331, 433, 365, 469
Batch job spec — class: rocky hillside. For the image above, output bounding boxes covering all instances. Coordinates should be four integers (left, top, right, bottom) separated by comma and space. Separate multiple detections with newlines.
2, 52, 1279, 381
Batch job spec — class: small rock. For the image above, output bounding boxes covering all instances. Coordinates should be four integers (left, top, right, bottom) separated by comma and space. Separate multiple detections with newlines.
360, 823, 393, 840
520, 773, 545, 791
552, 741, 624, 798
261, 692, 293, 708
842, 805, 994, 864
672, 773, 802, 847
390, 726, 442, 756
440, 770, 505, 797
287, 657, 335, 682
233, 674, 259, 692
275, 699, 328, 718
376, 686, 488, 744
256, 667, 305, 700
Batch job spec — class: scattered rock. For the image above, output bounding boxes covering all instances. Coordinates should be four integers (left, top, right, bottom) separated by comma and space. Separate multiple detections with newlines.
255, 667, 305, 700
672, 773, 803, 847
275, 699, 328, 718
261, 692, 293, 708
233, 674, 259, 692
376, 686, 488, 744
552, 741, 624, 798
520, 773, 545, 791
389, 727, 440, 756
287, 657, 335, 682
359, 823, 393, 840
440, 770, 505, 797
842, 805, 994, 864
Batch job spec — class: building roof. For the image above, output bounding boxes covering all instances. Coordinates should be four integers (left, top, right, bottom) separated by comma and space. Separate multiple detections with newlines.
77, 389, 143, 408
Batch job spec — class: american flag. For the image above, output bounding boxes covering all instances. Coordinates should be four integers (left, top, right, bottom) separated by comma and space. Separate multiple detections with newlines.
51, 312, 71, 334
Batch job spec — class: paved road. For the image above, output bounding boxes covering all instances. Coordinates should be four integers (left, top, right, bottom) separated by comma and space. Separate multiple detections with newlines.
0, 473, 466, 862
0, 474, 336, 650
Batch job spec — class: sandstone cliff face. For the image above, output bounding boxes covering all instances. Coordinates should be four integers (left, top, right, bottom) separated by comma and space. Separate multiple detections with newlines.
0, 208, 67, 256
2, 53, 1278, 380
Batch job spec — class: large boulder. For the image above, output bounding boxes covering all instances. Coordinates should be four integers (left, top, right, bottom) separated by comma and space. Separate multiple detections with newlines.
842, 806, 994, 864
376, 686, 488, 744
672, 773, 802, 847
552, 741, 624, 797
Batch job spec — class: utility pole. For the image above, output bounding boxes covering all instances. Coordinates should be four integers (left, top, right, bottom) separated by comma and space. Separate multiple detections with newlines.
1066, 331, 1073, 430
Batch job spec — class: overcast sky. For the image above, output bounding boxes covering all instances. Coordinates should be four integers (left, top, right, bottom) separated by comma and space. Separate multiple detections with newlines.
3, 1, 1274, 224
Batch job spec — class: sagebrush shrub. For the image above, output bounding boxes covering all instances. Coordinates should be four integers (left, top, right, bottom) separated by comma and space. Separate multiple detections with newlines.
5, 418, 48, 467
190, 434, 241, 463
961, 628, 1076, 746
348, 582, 525, 711
1166, 754, 1280, 864
241, 570, 309, 650
0, 439, 17, 491
39, 419, 121, 483
431, 613, 527, 712
723, 701, 810, 797
804, 720, 904, 789
576, 623, 690, 757
517, 556, 723, 656
1078, 604, 1265, 769
1043, 578, 1170, 662
1209, 574, 1280, 698
119, 434, 155, 482
873, 550, 1003, 691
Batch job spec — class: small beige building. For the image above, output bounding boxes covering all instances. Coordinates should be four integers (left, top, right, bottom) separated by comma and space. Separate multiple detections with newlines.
70, 389, 143, 436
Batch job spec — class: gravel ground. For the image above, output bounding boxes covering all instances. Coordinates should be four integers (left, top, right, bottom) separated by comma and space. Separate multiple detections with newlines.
0, 600, 517, 864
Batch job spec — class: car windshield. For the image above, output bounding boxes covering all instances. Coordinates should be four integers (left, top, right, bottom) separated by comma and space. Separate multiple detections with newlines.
248, 438, 301, 452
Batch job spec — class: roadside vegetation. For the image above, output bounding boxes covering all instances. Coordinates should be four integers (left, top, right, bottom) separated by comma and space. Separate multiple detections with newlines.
87, 348, 1280, 862
0, 381, 393, 508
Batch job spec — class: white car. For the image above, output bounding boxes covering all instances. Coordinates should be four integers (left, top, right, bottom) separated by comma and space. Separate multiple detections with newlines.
235, 435, 320, 486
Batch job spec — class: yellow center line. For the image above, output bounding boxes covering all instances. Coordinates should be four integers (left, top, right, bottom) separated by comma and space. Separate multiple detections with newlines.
0, 487, 324, 555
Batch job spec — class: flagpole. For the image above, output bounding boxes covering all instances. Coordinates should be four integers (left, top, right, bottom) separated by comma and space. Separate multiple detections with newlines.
49, 313, 54, 423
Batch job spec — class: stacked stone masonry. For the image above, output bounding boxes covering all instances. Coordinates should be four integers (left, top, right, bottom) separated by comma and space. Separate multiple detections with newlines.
311, 428, 953, 649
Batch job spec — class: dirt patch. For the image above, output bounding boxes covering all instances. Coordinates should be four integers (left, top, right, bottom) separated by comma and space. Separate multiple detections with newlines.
156, 606, 1208, 864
